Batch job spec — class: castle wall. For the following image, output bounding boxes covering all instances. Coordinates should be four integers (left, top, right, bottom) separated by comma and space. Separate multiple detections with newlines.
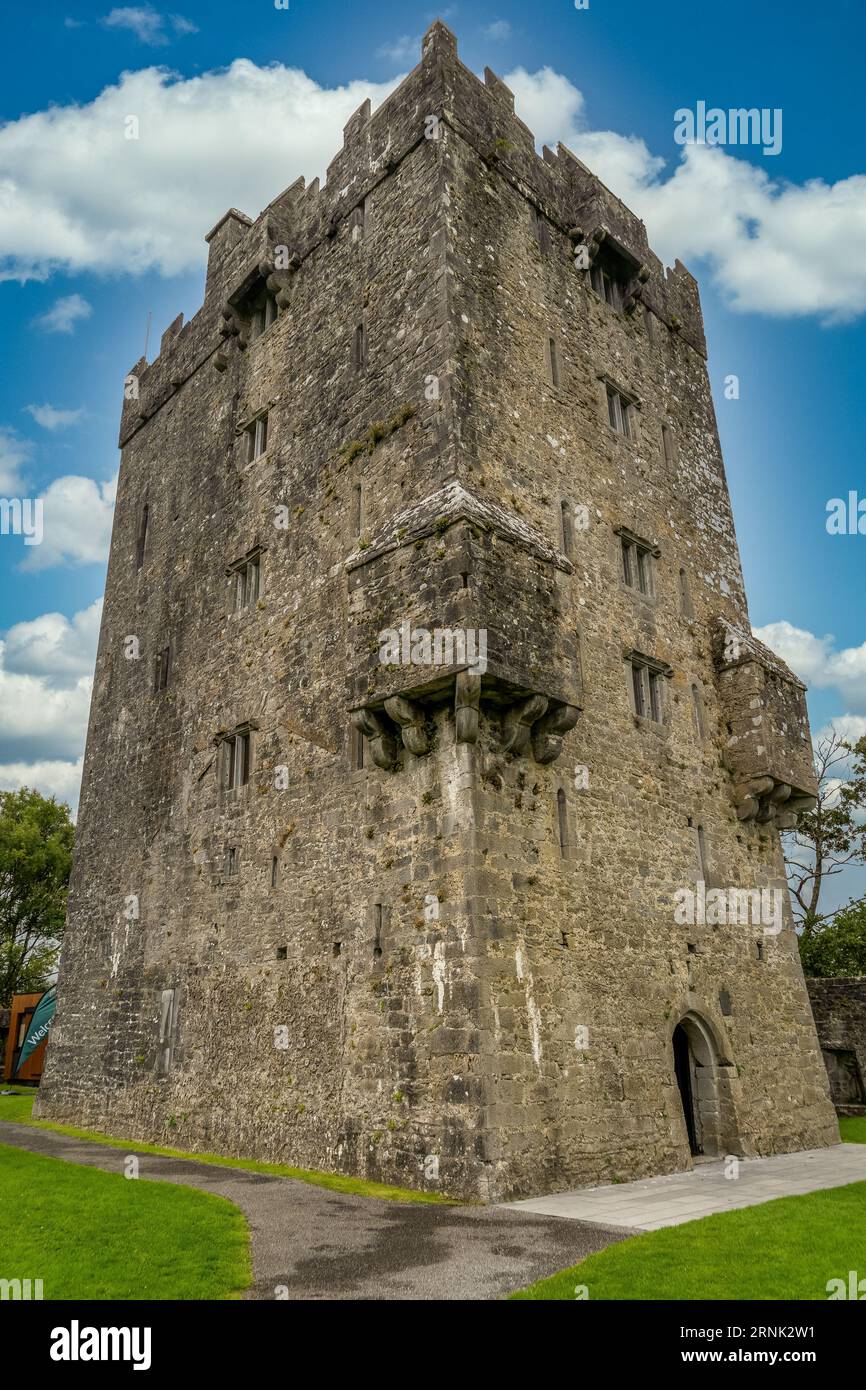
37, 22, 837, 1201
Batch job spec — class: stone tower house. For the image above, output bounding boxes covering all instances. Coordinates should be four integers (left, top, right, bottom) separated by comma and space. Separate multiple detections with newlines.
38, 24, 838, 1201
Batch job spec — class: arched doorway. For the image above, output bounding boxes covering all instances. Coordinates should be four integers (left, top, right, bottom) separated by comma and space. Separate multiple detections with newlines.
673, 1023, 701, 1155
671, 1012, 736, 1159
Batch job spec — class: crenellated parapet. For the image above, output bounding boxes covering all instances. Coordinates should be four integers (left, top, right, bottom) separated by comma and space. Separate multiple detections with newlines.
119, 19, 711, 448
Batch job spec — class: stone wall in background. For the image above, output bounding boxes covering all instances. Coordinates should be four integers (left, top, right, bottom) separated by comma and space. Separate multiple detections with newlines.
806, 978, 866, 1114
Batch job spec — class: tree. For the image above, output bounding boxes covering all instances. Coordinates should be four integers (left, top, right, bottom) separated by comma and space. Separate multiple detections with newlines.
799, 900, 866, 977
784, 729, 866, 936
0, 788, 74, 1006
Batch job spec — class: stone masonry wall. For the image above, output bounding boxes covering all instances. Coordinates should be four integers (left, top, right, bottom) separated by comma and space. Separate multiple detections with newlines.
37, 23, 837, 1201
806, 978, 866, 1113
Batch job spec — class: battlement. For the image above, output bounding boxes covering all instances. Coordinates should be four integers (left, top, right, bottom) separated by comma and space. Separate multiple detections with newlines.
119, 21, 705, 447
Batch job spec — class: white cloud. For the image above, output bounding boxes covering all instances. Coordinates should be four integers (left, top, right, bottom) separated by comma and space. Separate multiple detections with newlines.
1, 55, 864, 318
502, 66, 866, 323
0, 757, 84, 813
0, 63, 398, 282
0, 600, 102, 810
20, 473, 116, 571
101, 7, 197, 45
0, 603, 99, 767
816, 714, 866, 746
754, 620, 866, 713
24, 403, 87, 430
485, 20, 512, 41
32, 294, 93, 333
3, 599, 102, 686
377, 35, 417, 64
0, 427, 32, 492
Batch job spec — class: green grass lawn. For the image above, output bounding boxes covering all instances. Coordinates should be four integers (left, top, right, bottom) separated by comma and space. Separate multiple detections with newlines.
839, 1114, 866, 1143
0, 1085, 38, 1123
0, 1142, 250, 1299
511, 1180, 866, 1300
0, 1085, 452, 1203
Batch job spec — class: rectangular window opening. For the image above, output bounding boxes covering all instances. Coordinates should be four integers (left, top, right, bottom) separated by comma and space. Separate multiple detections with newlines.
630, 657, 665, 724
607, 385, 632, 438
246, 413, 268, 462
354, 323, 367, 372
136, 502, 149, 571
620, 535, 654, 595
547, 335, 561, 388
223, 730, 251, 789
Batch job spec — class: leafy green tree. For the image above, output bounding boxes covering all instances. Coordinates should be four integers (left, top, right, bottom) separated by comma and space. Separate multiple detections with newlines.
784, 729, 866, 935
799, 900, 866, 977
0, 788, 74, 1006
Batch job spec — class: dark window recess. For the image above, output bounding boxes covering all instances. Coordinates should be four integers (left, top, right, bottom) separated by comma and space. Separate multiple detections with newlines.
662, 423, 675, 465
136, 502, 149, 570
531, 205, 551, 254
270, 855, 279, 888
588, 241, 633, 312
223, 730, 251, 789
546, 336, 561, 388
691, 683, 706, 739
249, 287, 278, 339
230, 551, 261, 611
590, 262, 624, 311
351, 721, 365, 770
225, 847, 239, 876
621, 536, 654, 595
607, 384, 633, 438
719, 989, 732, 1017
560, 501, 574, 557
373, 904, 383, 958
351, 202, 367, 242
679, 568, 695, 619
696, 824, 708, 880
630, 658, 663, 722
245, 413, 268, 462
154, 645, 170, 693
352, 483, 363, 537
556, 788, 568, 855
332, 941, 342, 958
756, 940, 764, 961
276, 945, 287, 960
354, 323, 367, 371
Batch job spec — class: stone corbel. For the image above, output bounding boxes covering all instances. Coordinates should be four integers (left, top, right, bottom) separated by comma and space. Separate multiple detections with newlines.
623, 264, 651, 315
569, 224, 606, 271
258, 258, 293, 311
455, 671, 481, 744
383, 695, 430, 757
734, 776, 816, 829
217, 304, 247, 367
531, 701, 580, 764
502, 695, 548, 756
351, 707, 399, 771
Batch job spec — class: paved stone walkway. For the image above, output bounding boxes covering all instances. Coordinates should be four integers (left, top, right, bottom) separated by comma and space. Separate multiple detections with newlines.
507, 1144, 866, 1230
0, 1120, 623, 1300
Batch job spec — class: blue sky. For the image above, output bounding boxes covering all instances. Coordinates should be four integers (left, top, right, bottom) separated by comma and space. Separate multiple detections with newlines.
0, 0, 863, 904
